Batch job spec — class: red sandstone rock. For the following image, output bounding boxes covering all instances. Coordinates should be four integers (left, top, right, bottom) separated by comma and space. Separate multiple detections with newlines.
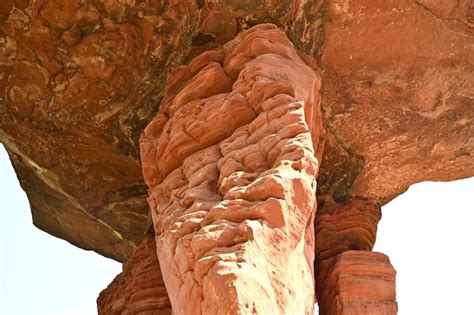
317, 251, 397, 315
320, 0, 474, 202
0, 0, 324, 261
314, 197, 394, 314
140, 24, 322, 314
0, 0, 473, 313
315, 197, 381, 261
1, 0, 472, 262
97, 236, 171, 315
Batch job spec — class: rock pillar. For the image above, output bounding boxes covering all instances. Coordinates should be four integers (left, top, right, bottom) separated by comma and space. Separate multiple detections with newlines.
140, 24, 322, 314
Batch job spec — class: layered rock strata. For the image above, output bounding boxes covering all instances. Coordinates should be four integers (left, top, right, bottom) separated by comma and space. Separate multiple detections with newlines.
97, 235, 172, 315
140, 24, 322, 314
317, 251, 397, 315
315, 197, 382, 261
315, 197, 397, 314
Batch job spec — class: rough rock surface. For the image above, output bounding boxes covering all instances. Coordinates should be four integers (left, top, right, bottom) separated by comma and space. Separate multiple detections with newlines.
0, 0, 325, 260
140, 24, 322, 314
314, 197, 395, 314
317, 251, 397, 315
0, 0, 473, 313
315, 197, 381, 261
1, 0, 472, 261
320, 0, 474, 202
97, 235, 171, 315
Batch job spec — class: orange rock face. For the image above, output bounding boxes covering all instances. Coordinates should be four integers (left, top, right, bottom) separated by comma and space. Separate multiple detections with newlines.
317, 251, 397, 315
97, 236, 171, 315
315, 197, 381, 261
1, 0, 473, 313
320, 0, 474, 202
314, 197, 397, 314
1, 0, 472, 263
0, 0, 325, 261
140, 24, 322, 314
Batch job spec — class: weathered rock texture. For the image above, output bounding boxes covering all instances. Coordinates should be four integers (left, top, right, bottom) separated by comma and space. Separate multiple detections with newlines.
0, 0, 473, 313
317, 251, 397, 315
140, 24, 322, 314
319, 0, 474, 202
314, 197, 397, 314
97, 235, 172, 315
315, 197, 381, 261
1, 0, 472, 262
0, 0, 325, 261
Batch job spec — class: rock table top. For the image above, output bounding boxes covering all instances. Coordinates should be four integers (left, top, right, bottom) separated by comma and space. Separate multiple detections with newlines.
0, 0, 472, 261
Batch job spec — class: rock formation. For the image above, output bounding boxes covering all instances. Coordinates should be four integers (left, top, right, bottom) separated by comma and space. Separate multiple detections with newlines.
0, 0, 325, 262
315, 197, 381, 261
1, 0, 473, 314
315, 197, 397, 314
139, 24, 322, 314
319, 0, 474, 202
1, 0, 472, 261
98, 236, 172, 315
317, 251, 397, 315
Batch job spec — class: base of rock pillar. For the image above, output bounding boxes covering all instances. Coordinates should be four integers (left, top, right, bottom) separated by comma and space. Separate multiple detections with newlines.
317, 251, 397, 315
97, 236, 172, 314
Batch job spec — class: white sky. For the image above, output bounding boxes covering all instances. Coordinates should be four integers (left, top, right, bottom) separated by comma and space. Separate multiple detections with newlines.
0, 144, 473, 314
374, 176, 474, 315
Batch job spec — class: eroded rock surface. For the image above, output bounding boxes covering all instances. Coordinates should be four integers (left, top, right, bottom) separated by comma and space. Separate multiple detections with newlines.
314, 197, 396, 314
1, 0, 472, 262
320, 0, 474, 202
97, 235, 172, 315
0, 0, 325, 261
317, 251, 397, 315
140, 24, 321, 314
315, 197, 381, 261
1, 1, 473, 312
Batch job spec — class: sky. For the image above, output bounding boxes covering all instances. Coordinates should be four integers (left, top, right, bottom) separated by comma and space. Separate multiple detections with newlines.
374, 176, 474, 315
0, 143, 473, 314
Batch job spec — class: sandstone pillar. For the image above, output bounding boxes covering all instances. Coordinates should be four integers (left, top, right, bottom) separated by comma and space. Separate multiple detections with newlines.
140, 24, 322, 314
314, 197, 397, 314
